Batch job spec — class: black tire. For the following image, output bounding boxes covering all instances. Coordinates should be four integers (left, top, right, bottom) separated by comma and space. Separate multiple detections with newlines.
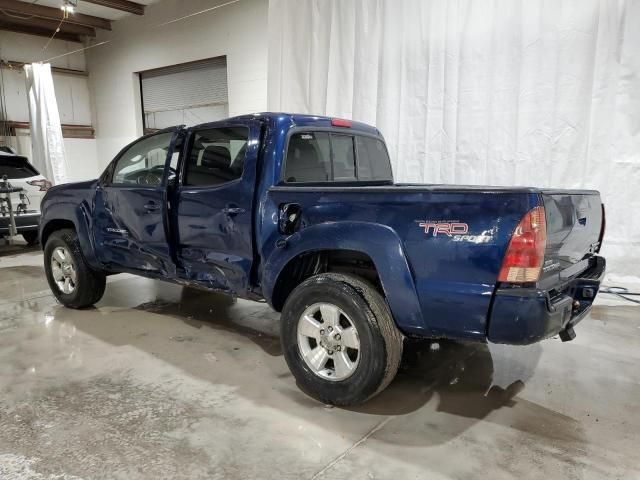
281, 273, 403, 406
21, 230, 39, 245
43, 228, 106, 308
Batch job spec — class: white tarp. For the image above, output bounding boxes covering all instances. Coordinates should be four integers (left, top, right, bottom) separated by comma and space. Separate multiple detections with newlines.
24, 63, 68, 185
267, 0, 640, 284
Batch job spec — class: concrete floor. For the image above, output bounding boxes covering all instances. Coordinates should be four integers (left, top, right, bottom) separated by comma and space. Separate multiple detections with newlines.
1, 246, 639, 480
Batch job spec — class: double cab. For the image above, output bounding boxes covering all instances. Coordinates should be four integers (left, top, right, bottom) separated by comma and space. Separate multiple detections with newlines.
39, 113, 606, 405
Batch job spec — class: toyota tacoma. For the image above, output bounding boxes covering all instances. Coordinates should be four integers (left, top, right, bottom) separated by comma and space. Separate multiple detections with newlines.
39, 113, 606, 405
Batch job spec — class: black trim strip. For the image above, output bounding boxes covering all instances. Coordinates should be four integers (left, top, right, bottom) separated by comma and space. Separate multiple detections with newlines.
268, 184, 544, 194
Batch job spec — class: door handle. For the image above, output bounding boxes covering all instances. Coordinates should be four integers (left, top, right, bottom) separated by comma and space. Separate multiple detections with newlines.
222, 206, 245, 215
144, 202, 160, 211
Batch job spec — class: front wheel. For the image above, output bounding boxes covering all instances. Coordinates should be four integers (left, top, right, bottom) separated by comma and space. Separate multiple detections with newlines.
43, 228, 106, 308
281, 273, 403, 406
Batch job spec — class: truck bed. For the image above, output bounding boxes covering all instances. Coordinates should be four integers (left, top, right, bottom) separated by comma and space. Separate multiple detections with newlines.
266, 183, 603, 342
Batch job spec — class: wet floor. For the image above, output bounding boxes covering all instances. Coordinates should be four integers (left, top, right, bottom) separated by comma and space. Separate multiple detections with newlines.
1, 248, 639, 479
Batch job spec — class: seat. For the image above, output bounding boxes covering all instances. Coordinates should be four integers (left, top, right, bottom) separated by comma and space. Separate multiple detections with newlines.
187, 145, 237, 185
285, 138, 328, 182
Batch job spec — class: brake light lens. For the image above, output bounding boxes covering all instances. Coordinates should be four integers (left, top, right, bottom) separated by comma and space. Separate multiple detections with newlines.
331, 118, 352, 128
27, 179, 52, 191
498, 206, 547, 283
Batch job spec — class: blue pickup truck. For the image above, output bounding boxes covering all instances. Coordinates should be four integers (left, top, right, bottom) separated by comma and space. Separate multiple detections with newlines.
39, 113, 606, 405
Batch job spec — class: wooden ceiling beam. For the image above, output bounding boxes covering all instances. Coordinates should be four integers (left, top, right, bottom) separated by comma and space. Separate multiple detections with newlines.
0, 11, 96, 37
0, 0, 111, 30
81, 0, 145, 15
0, 18, 81, 42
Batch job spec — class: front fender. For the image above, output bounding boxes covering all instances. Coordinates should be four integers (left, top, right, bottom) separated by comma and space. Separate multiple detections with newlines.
262, 222, 428, 335
40, 199, 100, 270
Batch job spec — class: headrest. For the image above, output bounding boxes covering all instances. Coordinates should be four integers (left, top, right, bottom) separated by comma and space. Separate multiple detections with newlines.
290, 137, 320, 165
201, 145, 231, 168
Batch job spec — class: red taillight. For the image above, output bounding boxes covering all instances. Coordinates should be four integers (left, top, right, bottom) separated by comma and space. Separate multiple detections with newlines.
331, 118, 352, 128
498, 206, 547, 283
27, 179, 52, 191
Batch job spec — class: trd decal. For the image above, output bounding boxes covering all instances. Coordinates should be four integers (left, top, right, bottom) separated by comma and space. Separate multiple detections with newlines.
418, 221, 469, 237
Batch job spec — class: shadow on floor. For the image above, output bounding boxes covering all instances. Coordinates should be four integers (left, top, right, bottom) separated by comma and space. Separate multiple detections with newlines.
133, 284, 282, 356
0, 241, 39, 258
52, 279, 587, 448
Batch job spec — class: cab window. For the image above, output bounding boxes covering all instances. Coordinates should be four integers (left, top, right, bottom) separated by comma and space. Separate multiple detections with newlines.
284, 131, 392, 183
111, 132, 173, 186
184, 127, 248, 187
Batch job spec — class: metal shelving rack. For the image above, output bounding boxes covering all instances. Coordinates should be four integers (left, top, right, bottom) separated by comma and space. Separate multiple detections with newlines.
0, 174, 23, 245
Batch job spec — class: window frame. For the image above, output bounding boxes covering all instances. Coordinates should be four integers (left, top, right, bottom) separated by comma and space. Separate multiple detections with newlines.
280, 127, 393, 185
100, 129, 180, 188
179, 125, 250, 190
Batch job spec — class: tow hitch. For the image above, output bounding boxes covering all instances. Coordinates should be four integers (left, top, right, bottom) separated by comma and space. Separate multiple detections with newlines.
559, 326, 576, 342
559, 300, 583, 342
559, 300, 584, 342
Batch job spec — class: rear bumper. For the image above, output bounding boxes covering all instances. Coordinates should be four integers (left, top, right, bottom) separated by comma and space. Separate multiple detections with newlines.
0, 213, 40, 234
488, 255, 606, 345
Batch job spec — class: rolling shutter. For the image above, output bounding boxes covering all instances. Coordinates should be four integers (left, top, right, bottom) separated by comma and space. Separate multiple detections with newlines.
140, 57, 228, 130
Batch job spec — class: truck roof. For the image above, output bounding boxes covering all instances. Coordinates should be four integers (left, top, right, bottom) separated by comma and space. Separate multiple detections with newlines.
192, 112, 382, 137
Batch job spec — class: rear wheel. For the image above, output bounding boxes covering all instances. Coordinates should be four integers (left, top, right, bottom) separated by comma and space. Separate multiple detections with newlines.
43, 228, 106, 308
281, 273, 403, 406
21, 231, 38, 245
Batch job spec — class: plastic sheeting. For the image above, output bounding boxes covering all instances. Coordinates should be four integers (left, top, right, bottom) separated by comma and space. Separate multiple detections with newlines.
24, 63, 68, 185
268, 0, 640, 283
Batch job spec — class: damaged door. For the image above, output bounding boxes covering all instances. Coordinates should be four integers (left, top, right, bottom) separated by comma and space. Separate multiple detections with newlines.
173, 121, 260, 294
93, 128, 183, 275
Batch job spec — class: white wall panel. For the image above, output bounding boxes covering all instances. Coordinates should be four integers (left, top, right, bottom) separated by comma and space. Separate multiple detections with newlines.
3, 69, 92, 125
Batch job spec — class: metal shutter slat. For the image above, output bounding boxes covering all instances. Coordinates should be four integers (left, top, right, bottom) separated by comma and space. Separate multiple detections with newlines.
141, 57, 228, 113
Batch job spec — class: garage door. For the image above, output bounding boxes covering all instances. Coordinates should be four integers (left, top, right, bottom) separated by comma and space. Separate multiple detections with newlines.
140, 57, 229, 132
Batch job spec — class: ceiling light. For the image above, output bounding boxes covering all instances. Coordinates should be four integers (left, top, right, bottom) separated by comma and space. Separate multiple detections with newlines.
60, 0, 77, 13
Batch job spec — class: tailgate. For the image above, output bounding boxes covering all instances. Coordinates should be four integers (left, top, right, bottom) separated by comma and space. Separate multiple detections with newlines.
541, 190, 603, 282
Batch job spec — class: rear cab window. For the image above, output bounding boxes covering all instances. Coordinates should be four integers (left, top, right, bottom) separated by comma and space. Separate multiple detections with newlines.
284, 131, 392, 184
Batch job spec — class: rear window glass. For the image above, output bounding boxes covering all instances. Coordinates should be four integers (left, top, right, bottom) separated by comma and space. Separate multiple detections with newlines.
284, 131, 392, 183
284, 132, 331, 183
0, 156, 39, 179
355, 136, 393, 181
331, 135, 356, 181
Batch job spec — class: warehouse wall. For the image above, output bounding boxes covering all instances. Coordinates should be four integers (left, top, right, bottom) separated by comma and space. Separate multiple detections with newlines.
267, 0, 640, 284
86, 0, 268, 169
0, 32, 99, 182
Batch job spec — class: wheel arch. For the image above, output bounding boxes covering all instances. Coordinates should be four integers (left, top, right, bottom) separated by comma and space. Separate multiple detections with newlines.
41, 218, 76, 246
39, 201, 101, 270
262, 222, 427, 334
